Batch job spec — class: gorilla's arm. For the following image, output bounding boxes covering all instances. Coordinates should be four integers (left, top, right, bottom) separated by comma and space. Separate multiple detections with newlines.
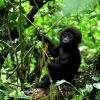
45, 37, 59, 57
48, 58, 70, 70
48, 61, 62, 70
38, 34, 59, 57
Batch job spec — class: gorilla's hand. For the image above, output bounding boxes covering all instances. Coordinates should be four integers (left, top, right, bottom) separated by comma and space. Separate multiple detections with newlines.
37, 33, 43, 41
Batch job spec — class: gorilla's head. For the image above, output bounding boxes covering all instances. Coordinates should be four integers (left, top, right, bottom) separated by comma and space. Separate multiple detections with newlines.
60, 26, 82, 48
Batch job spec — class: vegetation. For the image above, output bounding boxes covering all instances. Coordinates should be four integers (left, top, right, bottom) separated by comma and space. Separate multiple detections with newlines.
0, 0, 100, 99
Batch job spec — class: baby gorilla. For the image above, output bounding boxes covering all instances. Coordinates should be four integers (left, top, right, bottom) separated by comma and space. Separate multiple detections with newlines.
34, 26, 82, 88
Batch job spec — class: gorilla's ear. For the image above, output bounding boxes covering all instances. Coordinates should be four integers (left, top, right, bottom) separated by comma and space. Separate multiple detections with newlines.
75, 29, 82, 44
70, 27, 82, 44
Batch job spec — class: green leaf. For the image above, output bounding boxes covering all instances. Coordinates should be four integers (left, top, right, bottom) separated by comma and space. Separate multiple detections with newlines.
92, 77, 100, 81
0, 0, 5, 5
72, 93, 78, 100
22, 16, 27, 26
36, 41, 42, 49
64, 98, 69, 100
85, 84, 93, 93
89, 14, 98, 19
93, 83, 100, 89
55, 80, 66, 86
81, 10, 93, 14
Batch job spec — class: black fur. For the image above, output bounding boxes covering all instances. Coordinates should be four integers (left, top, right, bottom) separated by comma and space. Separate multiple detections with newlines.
34, 26, 82, 88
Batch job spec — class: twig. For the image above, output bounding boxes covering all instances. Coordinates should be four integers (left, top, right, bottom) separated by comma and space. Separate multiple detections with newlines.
0, 40, 12, 47
22, 41, 37, 60
33, 0, 42, 16
7, 62, 20, 79
5, 0, 39, 33
22, 13, 39, 32
58, 86, 64, 96
7, 19, 20, 80
7, 82, 21, 87
39, 43, 49, 58
46, 16, 65, 34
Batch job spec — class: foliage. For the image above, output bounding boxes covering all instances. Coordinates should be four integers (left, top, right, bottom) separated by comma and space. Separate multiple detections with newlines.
0, 0, 100, 99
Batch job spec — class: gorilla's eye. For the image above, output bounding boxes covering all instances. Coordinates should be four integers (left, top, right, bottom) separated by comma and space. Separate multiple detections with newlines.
68, 33, 72, 38
63, 32, 73, 39
65, 32, 72, 37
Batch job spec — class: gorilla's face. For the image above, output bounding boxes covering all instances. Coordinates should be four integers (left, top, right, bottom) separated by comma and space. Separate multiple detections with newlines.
60, 31, 74, 48
61, 32, 74, 44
